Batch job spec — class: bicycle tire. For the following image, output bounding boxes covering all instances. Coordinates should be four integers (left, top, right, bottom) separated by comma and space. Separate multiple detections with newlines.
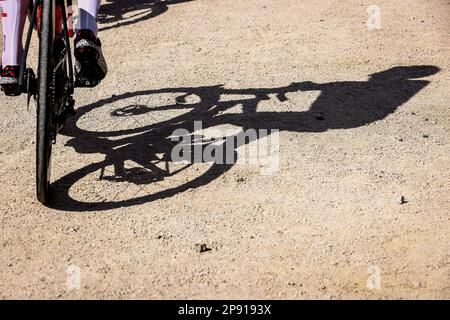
36, 0, 53, 204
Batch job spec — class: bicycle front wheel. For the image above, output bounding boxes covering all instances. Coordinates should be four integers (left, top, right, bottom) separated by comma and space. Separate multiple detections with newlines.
36, 0, 53, 204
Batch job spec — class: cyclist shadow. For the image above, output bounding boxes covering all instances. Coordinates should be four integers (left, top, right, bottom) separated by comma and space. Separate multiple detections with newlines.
51, 65, 439, 211
98, 0, 194, 32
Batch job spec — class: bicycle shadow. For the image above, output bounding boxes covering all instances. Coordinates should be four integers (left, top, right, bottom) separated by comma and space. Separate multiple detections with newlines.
51, 65, 439, 211
98, 0, 194, 32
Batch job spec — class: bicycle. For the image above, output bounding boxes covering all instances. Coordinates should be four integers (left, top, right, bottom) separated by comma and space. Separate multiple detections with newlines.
19, 0, 76, 204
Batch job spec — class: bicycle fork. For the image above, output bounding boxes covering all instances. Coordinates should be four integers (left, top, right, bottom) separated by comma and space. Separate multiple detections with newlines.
19, 0, 76, 143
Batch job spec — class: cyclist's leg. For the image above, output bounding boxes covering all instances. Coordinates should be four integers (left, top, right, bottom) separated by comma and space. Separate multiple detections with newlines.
76, 0, 100, 36
0, 0, 28, 94
74, 0, 107, 87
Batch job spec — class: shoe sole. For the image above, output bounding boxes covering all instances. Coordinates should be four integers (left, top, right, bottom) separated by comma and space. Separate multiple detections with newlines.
74, 45, 107, 87
1, 83, 21, 96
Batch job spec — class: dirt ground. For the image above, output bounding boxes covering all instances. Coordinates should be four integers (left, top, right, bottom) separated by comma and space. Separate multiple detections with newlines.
0, 0, 449, 299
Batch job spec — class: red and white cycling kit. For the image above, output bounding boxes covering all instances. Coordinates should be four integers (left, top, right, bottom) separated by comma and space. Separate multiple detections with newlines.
0, 0, 101, 66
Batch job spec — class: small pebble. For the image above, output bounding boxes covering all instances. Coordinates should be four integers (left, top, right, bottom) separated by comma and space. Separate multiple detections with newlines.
396, 196, 406, 204
195, 244, 211, 253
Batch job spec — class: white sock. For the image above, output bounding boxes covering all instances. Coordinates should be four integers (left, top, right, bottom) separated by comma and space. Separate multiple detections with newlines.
0, 0, 28, 66
76, 0, 101, 37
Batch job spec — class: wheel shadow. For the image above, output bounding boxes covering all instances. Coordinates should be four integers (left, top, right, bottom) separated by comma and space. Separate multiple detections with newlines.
50, 65, 440, 211
98, 0, 194, 32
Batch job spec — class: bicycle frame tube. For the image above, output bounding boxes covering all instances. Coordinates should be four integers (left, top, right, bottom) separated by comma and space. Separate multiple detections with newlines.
61, 1, 74, 94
